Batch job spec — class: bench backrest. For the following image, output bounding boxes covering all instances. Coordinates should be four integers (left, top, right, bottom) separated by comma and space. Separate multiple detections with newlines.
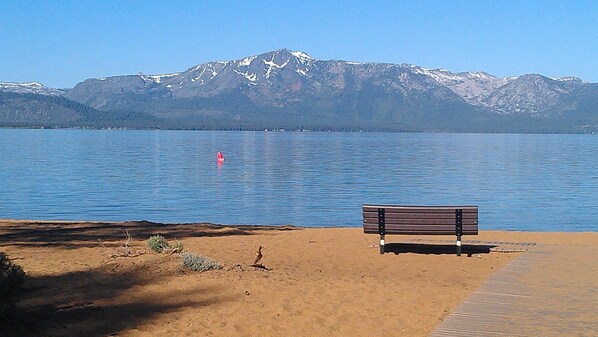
363, 205, 478, 235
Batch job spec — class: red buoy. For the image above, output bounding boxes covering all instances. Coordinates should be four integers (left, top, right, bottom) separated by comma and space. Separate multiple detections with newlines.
217, 152, 225, 163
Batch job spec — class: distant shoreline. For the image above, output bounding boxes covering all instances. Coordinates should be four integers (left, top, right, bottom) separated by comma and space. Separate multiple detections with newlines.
2, 218, 597, 233
1, 125, 596, 135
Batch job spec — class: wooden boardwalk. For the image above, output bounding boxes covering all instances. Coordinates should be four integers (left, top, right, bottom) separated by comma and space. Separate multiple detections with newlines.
431, 244, 598, 336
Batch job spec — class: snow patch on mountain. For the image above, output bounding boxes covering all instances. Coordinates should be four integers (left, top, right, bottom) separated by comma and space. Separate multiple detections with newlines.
407, 66, 517, 106
290, 51, 314, 65
234, 70, 258, 82
210, 68, 218, 79
239, 56, 257, 67
191, 67, 208, 84
263, 56, 290, 69
295, 68, 308, 76
263, 54, 290, 79
557, 76, 585, 83
141, 73, 180, 84
0, 81, 66, 96
290, 51, 312, 60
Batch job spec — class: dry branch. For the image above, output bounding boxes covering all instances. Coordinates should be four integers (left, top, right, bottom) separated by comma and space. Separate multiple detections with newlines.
99, 229, 146, 263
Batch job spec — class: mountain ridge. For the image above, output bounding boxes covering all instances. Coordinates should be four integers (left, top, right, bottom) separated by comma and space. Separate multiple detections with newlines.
1, 49, 597, 132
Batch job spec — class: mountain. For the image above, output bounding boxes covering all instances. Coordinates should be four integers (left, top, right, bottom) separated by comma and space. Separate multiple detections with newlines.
2, 49, 597, 132
0, 91, 158, 128
0, 82, 67, 96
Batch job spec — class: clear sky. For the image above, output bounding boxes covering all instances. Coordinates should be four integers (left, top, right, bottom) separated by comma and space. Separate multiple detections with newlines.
1, 0, 597, 88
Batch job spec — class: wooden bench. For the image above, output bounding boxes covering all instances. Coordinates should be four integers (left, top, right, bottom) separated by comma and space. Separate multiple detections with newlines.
363, 205, 478, 256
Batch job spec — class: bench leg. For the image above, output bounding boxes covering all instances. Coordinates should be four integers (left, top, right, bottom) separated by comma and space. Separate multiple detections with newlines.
456, 235, 462, 256
379, 235, 385, 254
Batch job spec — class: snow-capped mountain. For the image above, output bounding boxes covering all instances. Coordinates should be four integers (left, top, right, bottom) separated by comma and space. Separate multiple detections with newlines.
65, 49, 595, 118
411, 67, 514, 105
66, 49, 472, 113
0, 82, 67, 96
405, 67, 594, 116
2, 49, 597, 132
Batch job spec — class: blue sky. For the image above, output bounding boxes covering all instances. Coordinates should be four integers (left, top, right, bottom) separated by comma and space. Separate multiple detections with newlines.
1, 0, 597, 88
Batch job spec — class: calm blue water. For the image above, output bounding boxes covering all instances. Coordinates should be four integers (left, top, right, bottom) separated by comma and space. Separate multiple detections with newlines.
1, 129, 597, 231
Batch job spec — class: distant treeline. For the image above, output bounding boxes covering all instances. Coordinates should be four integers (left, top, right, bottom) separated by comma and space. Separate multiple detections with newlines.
1, 91, 597, 133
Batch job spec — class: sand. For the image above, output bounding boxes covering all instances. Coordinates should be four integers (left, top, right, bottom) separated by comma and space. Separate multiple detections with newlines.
1, 220, 596, 337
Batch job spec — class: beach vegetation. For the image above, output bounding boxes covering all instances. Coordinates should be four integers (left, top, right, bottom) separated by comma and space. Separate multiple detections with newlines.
147, 235, 184, 254
181, 252, 222, 272
147, 235, 169, 252
169, 240, 184, 253
0, 252, 26, 319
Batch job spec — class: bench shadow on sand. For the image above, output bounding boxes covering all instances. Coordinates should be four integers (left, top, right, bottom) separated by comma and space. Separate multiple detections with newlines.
383, 242, 496, 256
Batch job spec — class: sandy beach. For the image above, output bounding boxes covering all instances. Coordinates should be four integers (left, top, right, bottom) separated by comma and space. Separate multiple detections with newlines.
1, 220, 597, 337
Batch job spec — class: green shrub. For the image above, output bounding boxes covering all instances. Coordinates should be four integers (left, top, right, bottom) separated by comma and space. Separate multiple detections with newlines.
0, 252, 26, 318
170, 240, 184, 253
181, 252, 222, 272
147, 235, 184, 253
147, 235, 169, 252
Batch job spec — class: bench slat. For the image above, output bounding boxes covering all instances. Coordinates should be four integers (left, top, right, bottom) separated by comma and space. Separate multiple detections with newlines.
364, 225, 478, 235
363, 211, 478, 220
364, 230, 478, 236
364, 218, 477, 226
363, 209, 477, 214
363, 223, 479, 228
363, 205, 478, 212
363, 224, 479, 230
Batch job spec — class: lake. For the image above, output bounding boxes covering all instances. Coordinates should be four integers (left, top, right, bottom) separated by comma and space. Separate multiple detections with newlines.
1, 129, 597, 231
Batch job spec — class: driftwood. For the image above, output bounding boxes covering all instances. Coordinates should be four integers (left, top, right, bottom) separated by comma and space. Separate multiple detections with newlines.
98, 230, 146, 263
160, 243, 183, 255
